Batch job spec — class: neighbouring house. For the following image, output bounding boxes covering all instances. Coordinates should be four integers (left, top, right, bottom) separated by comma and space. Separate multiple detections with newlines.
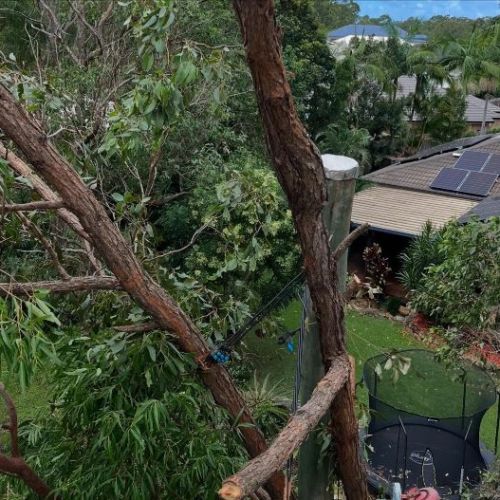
397, 75, 500, 132
349, 134, 500, 280
327, 24, 427, 52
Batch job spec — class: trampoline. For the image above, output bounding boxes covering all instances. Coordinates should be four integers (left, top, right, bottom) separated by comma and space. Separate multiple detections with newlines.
363, 349, 499, 497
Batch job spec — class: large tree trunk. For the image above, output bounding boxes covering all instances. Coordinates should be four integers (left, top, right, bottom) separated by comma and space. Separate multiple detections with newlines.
232, 2, 369, 498
0, 84, 285, 500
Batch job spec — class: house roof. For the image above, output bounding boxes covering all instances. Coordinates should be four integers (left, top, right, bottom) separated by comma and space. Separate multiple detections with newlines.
465, 95, 500, 123
459, 194, 500, 222
352, 135, 500, 235
351, 186, 477, 236
396, 76, 500, 123
362, 135, 500, 200
328, 24, 409, 39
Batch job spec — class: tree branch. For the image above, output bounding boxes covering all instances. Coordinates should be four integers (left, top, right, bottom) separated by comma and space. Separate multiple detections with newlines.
0, 142, 103, 274
147, 222, 211, 261
0, 200, 64, 212
0, 276, 120, 296
0, 142, 88, 240
113, 320, 158, 334
0, 82, 284, 499
219, 356, 350, 500
232, 2, 369, 497
332, 223, 369, 260
0, 383, 55, 498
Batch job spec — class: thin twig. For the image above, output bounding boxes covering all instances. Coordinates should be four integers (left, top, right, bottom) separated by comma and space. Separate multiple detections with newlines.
16, 211, 71, 280
147, 223, 211, 261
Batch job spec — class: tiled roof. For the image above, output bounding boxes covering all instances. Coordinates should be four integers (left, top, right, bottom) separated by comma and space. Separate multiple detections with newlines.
396, 75, 446, 99
465, 95, 500, 123
363, 135, 500, 200
396, 76, 500, 123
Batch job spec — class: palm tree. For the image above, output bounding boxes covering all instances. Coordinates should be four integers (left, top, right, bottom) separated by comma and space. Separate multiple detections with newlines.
440, 23, 500, 94
405, 46, 450, 121
316, 124, 372, 172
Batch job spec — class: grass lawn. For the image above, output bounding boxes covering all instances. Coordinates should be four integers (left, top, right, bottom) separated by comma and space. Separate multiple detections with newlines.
242, 300, 499, 454
0, 369, 50, 420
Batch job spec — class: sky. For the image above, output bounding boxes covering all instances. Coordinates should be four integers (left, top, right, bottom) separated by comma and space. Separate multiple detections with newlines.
357, 0, 500, 20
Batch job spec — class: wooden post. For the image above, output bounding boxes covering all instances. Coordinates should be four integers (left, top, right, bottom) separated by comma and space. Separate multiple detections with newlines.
298, 155, 359, 500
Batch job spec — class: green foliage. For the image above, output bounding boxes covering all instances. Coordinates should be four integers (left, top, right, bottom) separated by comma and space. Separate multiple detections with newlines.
154, 148, 299, 318
399, 16, 498, 44
277, 0, 339, 136
463, 460, 500, 499
244, 374, 288, 437
399, 221, 443, 292
417, 86, 468, 145
0, 293, 59, 390
3, 331, 247, 499
312, 0, 359, 32
411, 218, 500, 330
317, 124, 371, 171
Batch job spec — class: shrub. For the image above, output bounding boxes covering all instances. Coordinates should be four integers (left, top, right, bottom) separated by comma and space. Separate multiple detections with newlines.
399, 221, 443, 293
362, 243, 391, 289
411, 217, 500, 330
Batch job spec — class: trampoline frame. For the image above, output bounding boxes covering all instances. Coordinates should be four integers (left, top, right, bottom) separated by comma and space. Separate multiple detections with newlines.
361, 349, 499, 496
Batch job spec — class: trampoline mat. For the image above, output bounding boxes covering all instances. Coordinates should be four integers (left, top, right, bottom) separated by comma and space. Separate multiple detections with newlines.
367, 425, 485, 491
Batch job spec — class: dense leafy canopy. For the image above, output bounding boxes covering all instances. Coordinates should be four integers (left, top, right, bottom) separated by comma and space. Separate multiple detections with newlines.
0, 0, 499, 496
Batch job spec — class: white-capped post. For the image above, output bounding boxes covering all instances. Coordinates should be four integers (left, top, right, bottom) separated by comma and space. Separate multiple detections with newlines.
298, 155, 359, 500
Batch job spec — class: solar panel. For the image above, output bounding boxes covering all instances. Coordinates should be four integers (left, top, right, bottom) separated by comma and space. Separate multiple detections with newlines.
482, 154, 500, 176
430, 168, 468, 192
458, 171, 497, 197
454, 151, 490, 172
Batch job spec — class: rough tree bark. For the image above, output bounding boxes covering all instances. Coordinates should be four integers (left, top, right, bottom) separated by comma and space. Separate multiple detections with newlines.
219, 355, 350, 500
232, 2, 369, 498
0, 85, 284, 500
0, 142, 103, 274
0, 276, 120, 297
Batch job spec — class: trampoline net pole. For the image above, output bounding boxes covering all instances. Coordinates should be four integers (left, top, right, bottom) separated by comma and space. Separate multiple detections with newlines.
461, 376, 467, 431
459, 419, 473, 494
394, 425, 401, 482
398, 416, 408, 492
495, 392, 500, 455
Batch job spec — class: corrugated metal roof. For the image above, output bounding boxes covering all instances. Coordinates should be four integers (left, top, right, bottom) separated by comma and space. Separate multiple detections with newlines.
352, 186, 477, 236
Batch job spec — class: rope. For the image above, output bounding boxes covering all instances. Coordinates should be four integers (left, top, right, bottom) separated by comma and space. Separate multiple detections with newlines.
209, 271, 304, 363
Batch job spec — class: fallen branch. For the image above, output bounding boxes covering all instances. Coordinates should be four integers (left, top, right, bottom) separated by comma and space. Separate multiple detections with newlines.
0, 81, 284, 499
218, 355, 350, 500
0, 276, 120, 296
332, 223, 369, 260
113, 320, 158, 334
0, 200, 64, 212
0, 383, 56, 498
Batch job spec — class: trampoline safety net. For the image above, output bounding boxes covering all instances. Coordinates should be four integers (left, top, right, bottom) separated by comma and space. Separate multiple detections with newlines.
363, 349, 497, 494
